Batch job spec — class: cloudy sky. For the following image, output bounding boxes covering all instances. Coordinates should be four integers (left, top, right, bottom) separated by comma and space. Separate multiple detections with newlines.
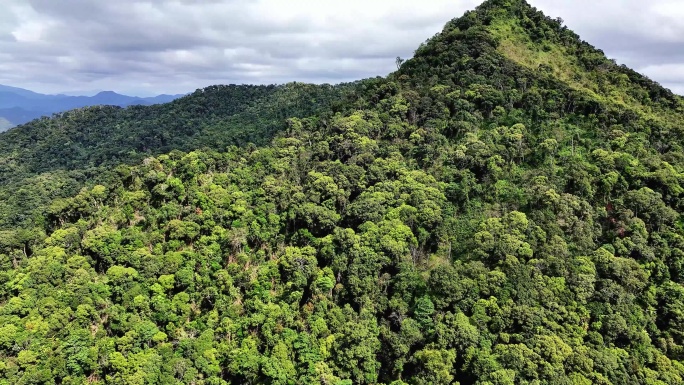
2, 0, 683, 96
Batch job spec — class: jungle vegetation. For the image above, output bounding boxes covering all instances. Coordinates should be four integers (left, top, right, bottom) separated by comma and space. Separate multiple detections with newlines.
1, 0, 684, 384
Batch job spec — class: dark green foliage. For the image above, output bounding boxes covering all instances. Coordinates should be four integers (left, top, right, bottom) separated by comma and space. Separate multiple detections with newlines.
0, 83, 351, 177
2, 0, 684, 384
0, 82, 359, 231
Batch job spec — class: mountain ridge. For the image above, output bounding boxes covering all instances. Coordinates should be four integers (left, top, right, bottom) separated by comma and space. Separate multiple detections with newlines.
0, 84, 185, 131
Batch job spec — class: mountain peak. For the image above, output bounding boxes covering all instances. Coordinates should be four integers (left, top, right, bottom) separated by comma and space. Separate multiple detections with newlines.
477, 0, 532, 13
399, 0, 681, 123
95, 90, 122, 96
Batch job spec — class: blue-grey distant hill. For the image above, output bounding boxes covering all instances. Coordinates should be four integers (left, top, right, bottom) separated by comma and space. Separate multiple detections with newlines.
0, 85, 183, 131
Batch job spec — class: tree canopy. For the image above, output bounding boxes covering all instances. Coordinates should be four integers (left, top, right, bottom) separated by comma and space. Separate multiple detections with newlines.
1, 0, 684, 384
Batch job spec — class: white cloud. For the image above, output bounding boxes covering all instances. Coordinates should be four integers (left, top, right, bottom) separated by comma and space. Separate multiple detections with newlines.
0, 0, 681, 95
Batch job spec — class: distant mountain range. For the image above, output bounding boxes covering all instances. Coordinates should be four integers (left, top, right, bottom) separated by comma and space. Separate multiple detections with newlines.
0, 84, 184, 131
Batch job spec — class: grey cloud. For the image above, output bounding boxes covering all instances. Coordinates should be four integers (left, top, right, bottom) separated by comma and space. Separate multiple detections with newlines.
0, 0, 682, 96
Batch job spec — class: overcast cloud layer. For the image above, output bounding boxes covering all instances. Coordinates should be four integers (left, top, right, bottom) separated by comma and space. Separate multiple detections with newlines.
2, 0, 684, 96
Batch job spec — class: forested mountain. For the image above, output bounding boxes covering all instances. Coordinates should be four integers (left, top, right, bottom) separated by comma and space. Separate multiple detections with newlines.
0, 82, 354, 232
0, 86, 184, 131
0, 83, 354, 177
2, 0, 684, 384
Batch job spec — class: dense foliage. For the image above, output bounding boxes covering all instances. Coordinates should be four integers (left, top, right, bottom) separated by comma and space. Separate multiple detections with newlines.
0, 82, 355, 231
2, 0, 684, 383
0, 82, 353, 177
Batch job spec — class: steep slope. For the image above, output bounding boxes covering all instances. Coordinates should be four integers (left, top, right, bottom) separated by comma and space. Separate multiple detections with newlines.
486, 0, 684, 128
2, 1, 684, 384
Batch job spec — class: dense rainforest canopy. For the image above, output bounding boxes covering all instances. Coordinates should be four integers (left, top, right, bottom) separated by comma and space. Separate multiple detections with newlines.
2, 0, 684, 384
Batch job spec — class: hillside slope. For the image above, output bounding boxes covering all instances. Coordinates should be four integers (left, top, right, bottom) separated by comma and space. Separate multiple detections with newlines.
0, 82, 359, 231
2, 0, 684, 384
0, 82, 351, 178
